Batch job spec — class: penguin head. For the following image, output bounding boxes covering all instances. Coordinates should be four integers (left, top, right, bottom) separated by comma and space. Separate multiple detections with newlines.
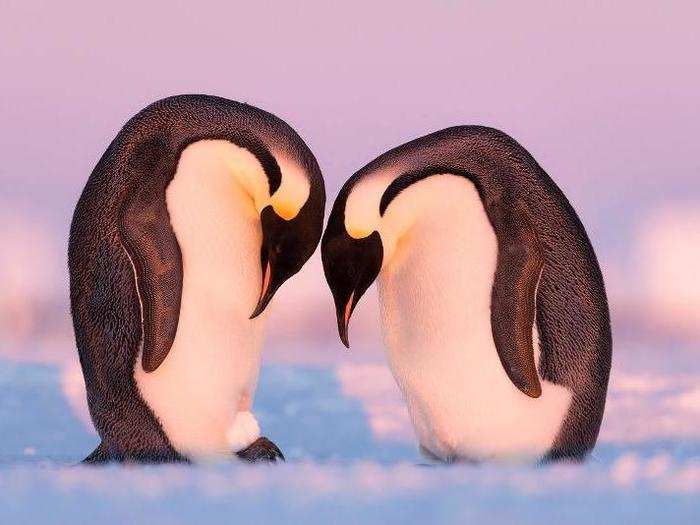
321, 198, 384, 347
250, 188, 324, 319
321, 165, 433, 347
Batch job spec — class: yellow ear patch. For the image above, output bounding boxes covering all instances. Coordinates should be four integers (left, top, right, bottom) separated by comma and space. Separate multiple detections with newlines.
271, 199, 300, 221
346, 225, 373, 239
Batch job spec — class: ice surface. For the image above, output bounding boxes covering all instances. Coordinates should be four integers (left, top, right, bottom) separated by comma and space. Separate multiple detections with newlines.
1, 341, 698, 524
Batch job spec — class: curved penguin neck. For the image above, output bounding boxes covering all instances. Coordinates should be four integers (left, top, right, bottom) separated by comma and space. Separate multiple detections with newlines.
345, 170, 480, 269
344, 168, 396, 240
183, 139, 311, 220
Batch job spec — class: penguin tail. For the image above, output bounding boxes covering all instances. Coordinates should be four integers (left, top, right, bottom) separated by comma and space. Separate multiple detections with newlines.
81, 442, 111, 464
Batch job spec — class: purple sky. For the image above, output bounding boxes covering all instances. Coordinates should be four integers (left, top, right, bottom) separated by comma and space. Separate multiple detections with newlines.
1, 1, 699, 346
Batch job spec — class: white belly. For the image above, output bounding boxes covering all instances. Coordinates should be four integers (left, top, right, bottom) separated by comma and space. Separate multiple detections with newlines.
377, 177, 572, 462
134, 141, 265, 460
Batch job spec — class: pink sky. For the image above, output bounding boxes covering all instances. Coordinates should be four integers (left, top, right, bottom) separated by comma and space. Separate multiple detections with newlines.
1, 1, 699, 349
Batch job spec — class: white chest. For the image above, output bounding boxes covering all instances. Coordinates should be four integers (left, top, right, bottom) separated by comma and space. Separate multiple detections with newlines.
377, 177, 572, 462
133, 141, 266, 460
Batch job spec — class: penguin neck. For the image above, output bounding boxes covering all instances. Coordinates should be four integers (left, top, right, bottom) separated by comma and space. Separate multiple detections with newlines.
345, 171, 480, 269
344, 169, 394, 239
183, 139, 311, 220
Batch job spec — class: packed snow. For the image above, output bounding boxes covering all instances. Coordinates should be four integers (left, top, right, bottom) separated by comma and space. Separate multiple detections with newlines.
0, 338, 698, 524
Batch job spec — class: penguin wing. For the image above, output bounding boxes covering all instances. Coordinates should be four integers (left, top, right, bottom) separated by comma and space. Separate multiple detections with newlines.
119, 178, 182, 373
490, 200, 544, 398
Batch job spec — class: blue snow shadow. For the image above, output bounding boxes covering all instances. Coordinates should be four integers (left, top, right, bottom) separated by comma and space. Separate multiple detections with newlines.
3, 357, 698, 467
255, 364, 420, 463
592, 440, 700, 465
0, 358, 418, 464
0, 359, 98, 464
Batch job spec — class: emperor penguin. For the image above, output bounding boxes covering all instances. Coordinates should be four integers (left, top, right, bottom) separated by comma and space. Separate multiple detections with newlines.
321, 127, 611, 463
69, 95, 325, 463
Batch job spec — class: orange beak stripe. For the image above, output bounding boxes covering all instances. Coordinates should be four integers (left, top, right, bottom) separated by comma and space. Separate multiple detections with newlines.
344, 290, 355, 330
260, 260, 272, 299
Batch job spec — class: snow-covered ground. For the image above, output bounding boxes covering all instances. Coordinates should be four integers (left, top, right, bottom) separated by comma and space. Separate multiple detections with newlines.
1, 340, 698, 524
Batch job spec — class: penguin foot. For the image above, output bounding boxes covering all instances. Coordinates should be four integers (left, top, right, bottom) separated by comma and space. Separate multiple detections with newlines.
236, 437, 285, 463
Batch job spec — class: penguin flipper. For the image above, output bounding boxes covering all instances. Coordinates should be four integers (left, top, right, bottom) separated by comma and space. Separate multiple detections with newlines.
490, 200, 544, 398
119, 177, 183, 373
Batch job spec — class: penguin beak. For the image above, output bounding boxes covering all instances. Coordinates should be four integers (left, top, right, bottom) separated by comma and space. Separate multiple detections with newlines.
322, 230, 383, 350
250, 260, 278, 319
336, 290, 356, 348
